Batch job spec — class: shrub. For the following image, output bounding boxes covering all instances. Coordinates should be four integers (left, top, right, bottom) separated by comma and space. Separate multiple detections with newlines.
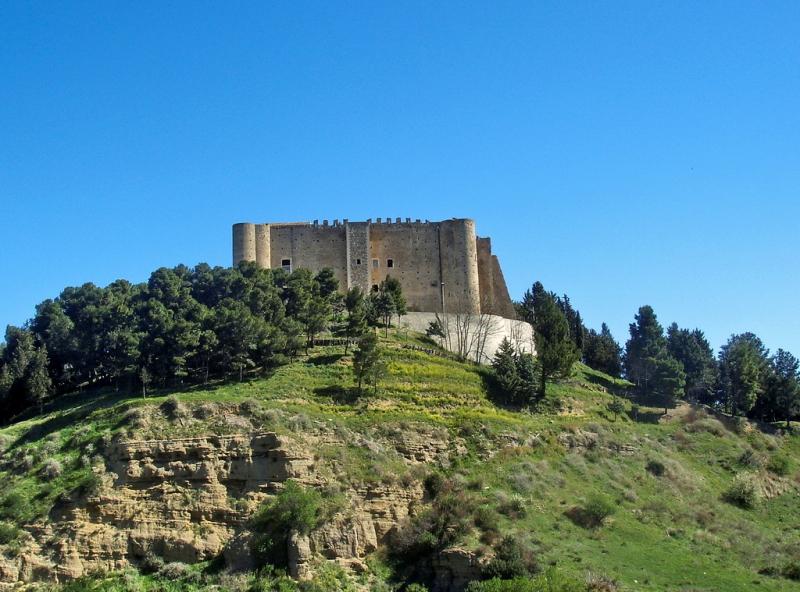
423, 472, 445, 498
0, 521, 20, 545
782, 561, 800, 581
157, 561, 193, 581
41, 459, 63, 479
405, 585, 430, 592
724, 472, 762, 509
737, 448, 765, 469
585, 572, 619, 591
483, 536, 538, 580
684, 418, 726, 436
139, 551, 164, 574
251, 480, 326, 568
391, 490, 476, 562
567, 495, 615, 529
645, 459, 665, 477
474, 505, 500, 534
0, 492, 29, 522
466, 568, 584, 592
767, 454, 793, 476
496, 494, 527, 519
160, 395, 187, 420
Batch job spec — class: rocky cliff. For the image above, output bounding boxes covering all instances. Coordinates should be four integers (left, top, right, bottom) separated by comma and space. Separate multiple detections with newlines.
0, 428, 434, 587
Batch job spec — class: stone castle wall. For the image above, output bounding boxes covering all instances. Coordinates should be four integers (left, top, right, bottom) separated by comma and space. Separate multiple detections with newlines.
232, 218, 515, 318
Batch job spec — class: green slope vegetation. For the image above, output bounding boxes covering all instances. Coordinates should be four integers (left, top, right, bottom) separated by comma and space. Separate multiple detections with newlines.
1, 331, 799, 591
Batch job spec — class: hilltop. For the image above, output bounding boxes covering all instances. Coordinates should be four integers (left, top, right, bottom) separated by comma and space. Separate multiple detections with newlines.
0, 330, 799, 591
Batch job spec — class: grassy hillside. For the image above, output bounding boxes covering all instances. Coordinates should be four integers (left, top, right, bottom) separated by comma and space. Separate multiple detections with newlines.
1, 330, 799, 591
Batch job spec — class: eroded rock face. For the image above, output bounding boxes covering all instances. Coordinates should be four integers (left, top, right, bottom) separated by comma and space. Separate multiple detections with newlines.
430, 547, 488, 592
0, 432, 426, 586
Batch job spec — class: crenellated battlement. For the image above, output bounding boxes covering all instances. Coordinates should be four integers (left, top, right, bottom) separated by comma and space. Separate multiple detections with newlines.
232, 218, 514, 318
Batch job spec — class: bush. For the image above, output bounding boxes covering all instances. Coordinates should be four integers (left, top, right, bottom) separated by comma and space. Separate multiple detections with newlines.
645, 459, 665, 477
567, 495, 615, 529
466, 568, 584, 592
684, 418, 726, 436
474, 505, 500, 534
767, 454, 793, 476
0, 521, 20, 545
737, 448, 766, 469
160, 395, 187, 420
139, 551, 165, 574
391, 489, 476, 562
41, 458, 63, 479
483, 537, 538, 580
724, 472, 762, 509
782, 561, 800, 581
251, 480, 326, 568
0, 492, 29, 522
496, 494, 527, 519
423, 472, 445, 498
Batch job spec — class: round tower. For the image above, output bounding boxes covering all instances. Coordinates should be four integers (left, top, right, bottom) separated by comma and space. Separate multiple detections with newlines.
255, 224, 271, 268
439, 218, 481, 314
232, 223, 257, 266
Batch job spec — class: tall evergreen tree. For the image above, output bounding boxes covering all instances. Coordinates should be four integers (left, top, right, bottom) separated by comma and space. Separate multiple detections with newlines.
352, 332, 385, 394
25, 346, 52, 414
492, 337, 520, 401
650, 354, 686, 415
623, 306, 685, 413
382, 276, 407, 326
718, 333, 769, 416
762, 349, 800, 426
623, 306, 667, 393
666, 323, 718, 404
531, 282, 579, 397
583, 323, 622, 377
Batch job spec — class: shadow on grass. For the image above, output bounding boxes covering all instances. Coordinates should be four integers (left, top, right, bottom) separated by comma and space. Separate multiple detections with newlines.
308, 353, 345, 366
314, 385, 361, 404
629, 409, 663, 424
8, 390, 135, 450
582, 372, 632, 397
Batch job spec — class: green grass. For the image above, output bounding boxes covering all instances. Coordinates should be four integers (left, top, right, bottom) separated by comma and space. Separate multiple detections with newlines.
1, 330, 800, 591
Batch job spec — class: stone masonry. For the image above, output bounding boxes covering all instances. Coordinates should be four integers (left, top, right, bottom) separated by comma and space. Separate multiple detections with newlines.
232, 218, 515, 318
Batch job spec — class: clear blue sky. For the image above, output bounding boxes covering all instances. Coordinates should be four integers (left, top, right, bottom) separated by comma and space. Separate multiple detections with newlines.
1, 2, 798, 356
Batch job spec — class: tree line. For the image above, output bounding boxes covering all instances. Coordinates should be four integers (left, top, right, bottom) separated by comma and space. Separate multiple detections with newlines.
499, 282, 800, 425
0, 262, 406, 421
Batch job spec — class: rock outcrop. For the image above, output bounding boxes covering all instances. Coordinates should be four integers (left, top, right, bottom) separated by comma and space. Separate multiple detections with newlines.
0, 431, 426, 587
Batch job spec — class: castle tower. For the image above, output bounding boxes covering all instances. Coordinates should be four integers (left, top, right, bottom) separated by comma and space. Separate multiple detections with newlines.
438, 219, 481, 314
231, 217, 513, 318
232, 223, 256, 265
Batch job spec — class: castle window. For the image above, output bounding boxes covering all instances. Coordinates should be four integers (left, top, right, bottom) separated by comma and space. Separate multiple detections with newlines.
387, 259, 394, 268
281, 258, 292, 272
356, 258, 361, 265
372, 259, 379, 268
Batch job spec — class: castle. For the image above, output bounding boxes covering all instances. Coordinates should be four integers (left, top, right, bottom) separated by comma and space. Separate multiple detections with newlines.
232, 218, 516, 318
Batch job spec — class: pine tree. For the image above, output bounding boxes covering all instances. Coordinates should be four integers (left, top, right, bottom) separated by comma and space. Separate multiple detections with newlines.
623, 306, 667, 394
584, 323, 622, 377
666, 323, 718, 404
25, 347, 52, 414
515, 353, 539, 405
492, 338, 520, 402
345, 303, 368, 354
651, 355, 686, 414
352, 333, 385, 394
718, 333, 769, 416
531, 283, 579, 397
765, 349, 800, 427
381, 276, 407, 326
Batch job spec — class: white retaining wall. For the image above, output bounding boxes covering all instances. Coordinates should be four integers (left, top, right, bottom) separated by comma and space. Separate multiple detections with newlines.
399, 312, 534, 365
